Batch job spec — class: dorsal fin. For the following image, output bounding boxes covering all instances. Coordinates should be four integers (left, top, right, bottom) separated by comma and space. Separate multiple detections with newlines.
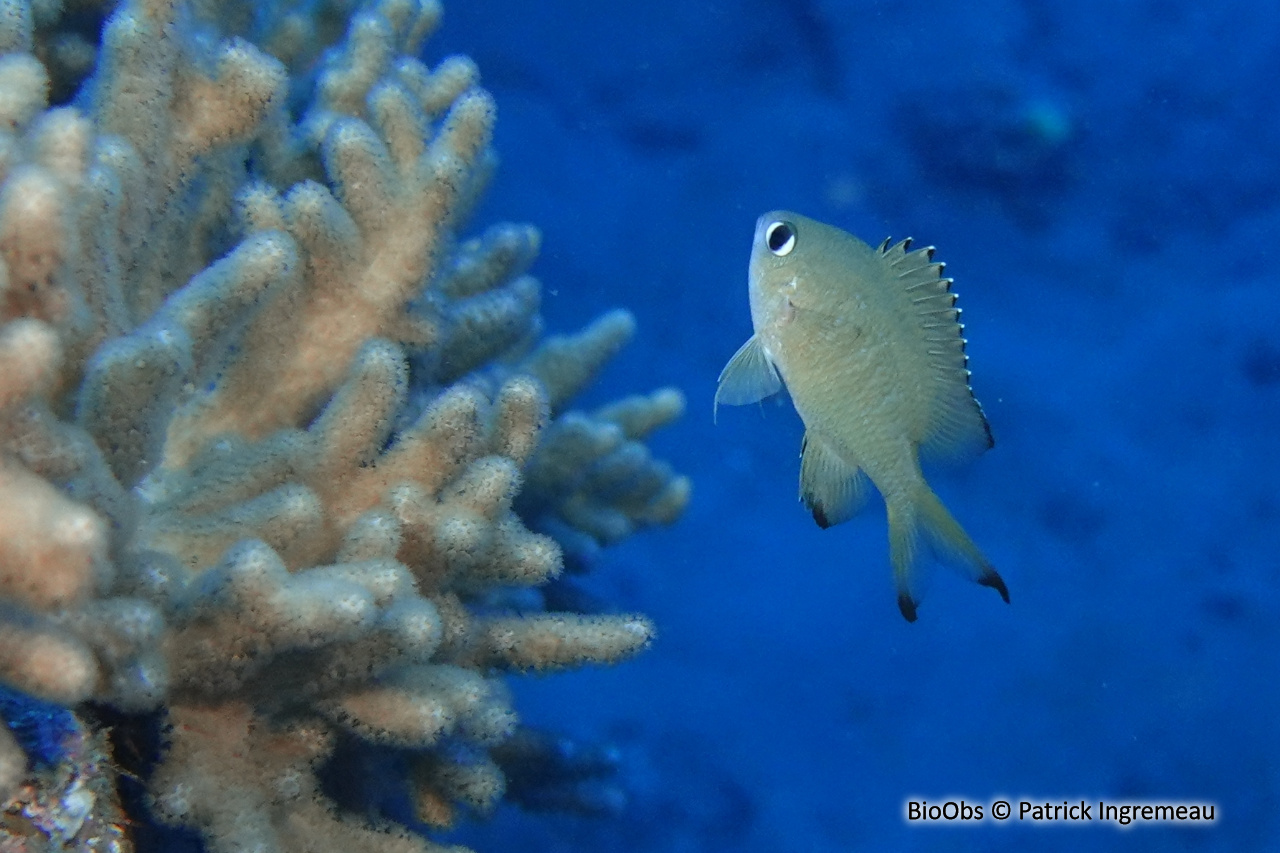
878, 238, 993, 463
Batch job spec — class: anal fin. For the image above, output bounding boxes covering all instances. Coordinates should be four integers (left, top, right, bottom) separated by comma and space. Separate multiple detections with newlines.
800, 432, 868, 529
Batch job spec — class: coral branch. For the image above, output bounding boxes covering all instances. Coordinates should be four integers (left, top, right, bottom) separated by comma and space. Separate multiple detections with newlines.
0, 0, 689, 848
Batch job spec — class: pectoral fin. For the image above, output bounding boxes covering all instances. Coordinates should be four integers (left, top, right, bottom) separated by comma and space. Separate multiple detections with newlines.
714, 335, 782, 420
799, 432, 868, 528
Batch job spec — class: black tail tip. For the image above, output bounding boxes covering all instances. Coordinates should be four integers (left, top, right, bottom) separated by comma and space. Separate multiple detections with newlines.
978, 569, 1010, 604
897, 592, 919, 623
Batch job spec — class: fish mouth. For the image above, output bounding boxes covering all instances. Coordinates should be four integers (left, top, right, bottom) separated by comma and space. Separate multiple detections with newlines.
754, 210, 800, 257
754, 210, 792, 238
753, 215, 769, 245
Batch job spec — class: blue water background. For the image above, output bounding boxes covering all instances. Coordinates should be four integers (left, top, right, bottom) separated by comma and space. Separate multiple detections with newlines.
429, 2, 1279, 850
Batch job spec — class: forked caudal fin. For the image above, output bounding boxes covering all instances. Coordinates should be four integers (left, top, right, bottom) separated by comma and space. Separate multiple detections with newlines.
886, 486, 1009, 622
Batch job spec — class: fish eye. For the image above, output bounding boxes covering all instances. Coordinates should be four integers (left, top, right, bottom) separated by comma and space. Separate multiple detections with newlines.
765, 221, 796, 256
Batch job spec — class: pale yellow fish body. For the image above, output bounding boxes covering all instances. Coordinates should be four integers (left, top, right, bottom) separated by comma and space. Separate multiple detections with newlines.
716, 211, 1007, 621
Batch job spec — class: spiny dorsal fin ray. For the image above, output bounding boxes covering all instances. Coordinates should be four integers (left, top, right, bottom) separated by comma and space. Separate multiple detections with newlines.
877, 237, 992, 463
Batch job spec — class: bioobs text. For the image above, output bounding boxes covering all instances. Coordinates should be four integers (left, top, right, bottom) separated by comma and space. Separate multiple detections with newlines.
905, 800, 984, 822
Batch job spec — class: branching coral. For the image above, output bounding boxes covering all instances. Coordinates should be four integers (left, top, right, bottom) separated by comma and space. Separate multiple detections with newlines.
0, 0, 689, 850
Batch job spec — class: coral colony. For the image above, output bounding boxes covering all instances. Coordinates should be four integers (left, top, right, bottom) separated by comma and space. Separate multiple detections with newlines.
0, 0, 689, 849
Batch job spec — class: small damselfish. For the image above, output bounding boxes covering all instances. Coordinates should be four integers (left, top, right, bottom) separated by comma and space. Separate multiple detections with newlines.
715, 211, 1008, 622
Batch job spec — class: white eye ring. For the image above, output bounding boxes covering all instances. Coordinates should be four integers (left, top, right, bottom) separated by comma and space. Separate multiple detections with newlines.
765, 221, 796, 256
